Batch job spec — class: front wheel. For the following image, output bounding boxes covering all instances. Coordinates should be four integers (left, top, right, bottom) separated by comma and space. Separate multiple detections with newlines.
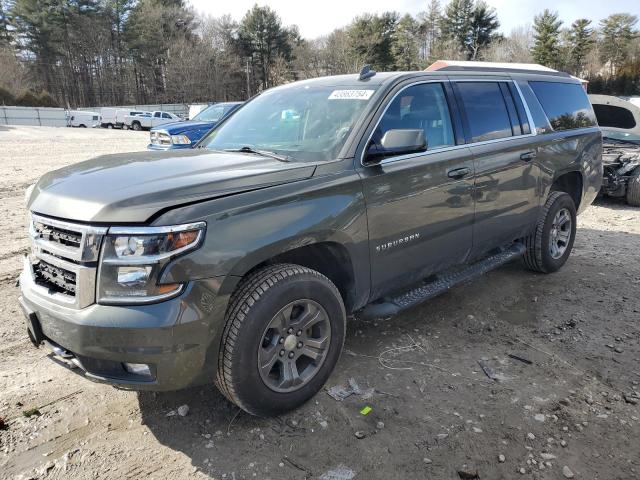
215, 264, 346, 417
132, 122, 141, 131
523, 191, 577, 273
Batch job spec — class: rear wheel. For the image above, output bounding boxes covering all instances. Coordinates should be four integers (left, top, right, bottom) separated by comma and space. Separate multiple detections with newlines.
215, 264, 346, 417
626, 169, 640, 207
523, 191, 577, 273
132, 122, 141, 131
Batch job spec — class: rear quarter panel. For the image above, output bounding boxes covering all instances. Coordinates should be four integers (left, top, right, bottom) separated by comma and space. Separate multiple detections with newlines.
537, 128, 602, 213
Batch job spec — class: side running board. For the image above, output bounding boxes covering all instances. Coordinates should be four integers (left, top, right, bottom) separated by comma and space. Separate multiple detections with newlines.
359, 242, 526, 320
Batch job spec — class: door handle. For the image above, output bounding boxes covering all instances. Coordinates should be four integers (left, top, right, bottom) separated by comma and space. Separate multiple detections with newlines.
520, 151, 537, 161
447, 167, 471, 179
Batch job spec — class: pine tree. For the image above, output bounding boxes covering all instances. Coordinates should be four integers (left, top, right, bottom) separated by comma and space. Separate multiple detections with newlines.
468, 1, 499, 60
392, 14, 420, 70
567, 19, 594, 76
532, 9, 562, 68
599, 13, 638, 75
347, 12, 399, 71
441, 0, 474, 56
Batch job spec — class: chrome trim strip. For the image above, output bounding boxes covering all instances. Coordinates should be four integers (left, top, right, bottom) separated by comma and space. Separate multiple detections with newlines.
108, 221, 206, 236
97, 284, 185, 306
511, 80, 536, 136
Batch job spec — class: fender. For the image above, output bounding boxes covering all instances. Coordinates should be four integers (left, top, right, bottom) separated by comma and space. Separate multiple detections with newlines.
155, 167, 371, 306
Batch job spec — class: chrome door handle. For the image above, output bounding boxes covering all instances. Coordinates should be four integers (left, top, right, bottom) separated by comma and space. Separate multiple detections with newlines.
520, 151, 537, 161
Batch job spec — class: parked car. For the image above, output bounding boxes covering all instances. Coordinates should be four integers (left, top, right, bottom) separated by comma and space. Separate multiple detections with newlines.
148, 102, 243, 150
99, 108, 146, 129
589, 94, 640, 206
116, 109, 147, 129
21, 67, 601, 417
124, 110, 181, 131
68, 110, 101, 128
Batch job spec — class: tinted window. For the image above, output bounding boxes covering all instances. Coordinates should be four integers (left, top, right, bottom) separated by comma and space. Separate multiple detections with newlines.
373, 83, 455, 151
456, 82, 514, 142
529, 81, 596, 131
162, 113, 171, 119
154, 112, 161, 118
593, 104, 636, 129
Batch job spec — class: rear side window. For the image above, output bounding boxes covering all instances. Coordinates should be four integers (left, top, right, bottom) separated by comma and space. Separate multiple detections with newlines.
592, 104, 637, 129
529, 81, 596, 131
456, 82, 514, 142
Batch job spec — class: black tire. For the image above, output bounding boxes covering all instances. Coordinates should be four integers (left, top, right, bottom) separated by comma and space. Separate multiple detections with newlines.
215, 264, 346, 417
626, 169, 640, 207
132, 122, 141, 131
523, 191, 577, 273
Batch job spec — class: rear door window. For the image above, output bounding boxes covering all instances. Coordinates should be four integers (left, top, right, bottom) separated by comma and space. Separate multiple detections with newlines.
372, 82, 455, 152
529, 81, 596, 131
455, 82, 514, 142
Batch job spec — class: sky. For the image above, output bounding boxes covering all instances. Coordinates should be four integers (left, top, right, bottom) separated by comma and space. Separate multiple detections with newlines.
188, 0, 640, 39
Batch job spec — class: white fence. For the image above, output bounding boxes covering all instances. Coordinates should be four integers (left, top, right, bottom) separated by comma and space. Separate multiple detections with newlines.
1, 103, 206, 127
0, 106, 68, 127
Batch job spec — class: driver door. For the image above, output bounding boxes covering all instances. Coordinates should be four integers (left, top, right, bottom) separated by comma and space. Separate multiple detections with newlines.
359, 81, 475, 299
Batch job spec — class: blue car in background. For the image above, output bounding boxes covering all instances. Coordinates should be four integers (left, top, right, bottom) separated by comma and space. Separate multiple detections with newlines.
148, 101, 243, 150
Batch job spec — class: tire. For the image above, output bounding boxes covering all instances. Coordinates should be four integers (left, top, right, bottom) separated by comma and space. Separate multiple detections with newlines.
107, 124, 113, 129
626, 169, 640, 207
523, 191, 577, 273
79, 124, 86, 128
132, 122, 141, 131
215, 264, 346, 417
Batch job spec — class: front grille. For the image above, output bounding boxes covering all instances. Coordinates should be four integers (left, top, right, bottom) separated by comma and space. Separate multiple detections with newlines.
34, 259, 77, 296
27, 214, 108, 309
150, 131, 171, 145
33, 221, 82, 249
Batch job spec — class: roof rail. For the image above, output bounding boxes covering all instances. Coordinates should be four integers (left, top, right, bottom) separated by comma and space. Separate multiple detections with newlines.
435, 65, 571, 77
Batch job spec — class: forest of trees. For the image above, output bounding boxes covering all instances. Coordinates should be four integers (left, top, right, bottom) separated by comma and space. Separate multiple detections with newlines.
0, 0, 638, 108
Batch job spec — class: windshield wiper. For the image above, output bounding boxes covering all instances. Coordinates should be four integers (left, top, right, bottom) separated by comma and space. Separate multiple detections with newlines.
225, 146, 290, 162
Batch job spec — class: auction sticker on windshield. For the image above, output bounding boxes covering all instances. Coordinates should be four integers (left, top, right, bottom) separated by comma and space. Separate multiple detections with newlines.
328, 90, 375, 100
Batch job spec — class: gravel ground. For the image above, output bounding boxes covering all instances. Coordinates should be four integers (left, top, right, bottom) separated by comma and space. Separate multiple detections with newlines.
0, 125, 639, 480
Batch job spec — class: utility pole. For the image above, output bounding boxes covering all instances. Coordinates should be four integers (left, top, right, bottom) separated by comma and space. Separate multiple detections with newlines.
245, 58, 251, 99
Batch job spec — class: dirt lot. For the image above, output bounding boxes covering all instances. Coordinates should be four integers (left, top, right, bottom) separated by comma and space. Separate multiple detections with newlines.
0, 125, 639, 480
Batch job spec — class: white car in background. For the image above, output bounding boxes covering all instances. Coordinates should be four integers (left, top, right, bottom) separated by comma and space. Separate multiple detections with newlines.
68, 111, 101, 128
124, 111, 181, 131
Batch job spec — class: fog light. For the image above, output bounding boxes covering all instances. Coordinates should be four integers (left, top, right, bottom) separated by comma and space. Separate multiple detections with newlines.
123, 362, 152, 377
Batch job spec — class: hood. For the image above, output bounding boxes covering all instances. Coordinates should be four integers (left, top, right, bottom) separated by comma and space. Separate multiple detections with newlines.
29, 149, 316, 223
154, 120, 215, 136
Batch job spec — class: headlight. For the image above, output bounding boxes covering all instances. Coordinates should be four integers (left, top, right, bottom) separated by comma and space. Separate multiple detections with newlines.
171, 134, 191, 145
25, 183, 35, 206
97, 222, 205, 304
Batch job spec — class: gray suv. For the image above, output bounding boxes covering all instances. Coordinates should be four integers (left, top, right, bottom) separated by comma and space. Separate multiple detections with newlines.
19, 67, 602, 416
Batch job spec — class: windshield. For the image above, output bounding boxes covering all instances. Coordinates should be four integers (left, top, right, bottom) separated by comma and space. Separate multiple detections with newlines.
201, 85, 379, 161
601, 128, 640, 144
193, 104, 227, 122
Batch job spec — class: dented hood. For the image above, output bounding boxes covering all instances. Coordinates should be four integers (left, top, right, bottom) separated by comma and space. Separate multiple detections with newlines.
28, 149, 316, 223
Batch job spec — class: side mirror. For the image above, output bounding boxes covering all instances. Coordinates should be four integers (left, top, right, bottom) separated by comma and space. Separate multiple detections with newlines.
365, 129, 427, 163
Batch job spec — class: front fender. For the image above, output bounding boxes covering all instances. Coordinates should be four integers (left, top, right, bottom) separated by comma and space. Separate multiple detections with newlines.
154, 167, 370, 302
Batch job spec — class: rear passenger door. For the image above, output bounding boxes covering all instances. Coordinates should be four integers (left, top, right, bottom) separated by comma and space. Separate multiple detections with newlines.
452, 79, 540, 260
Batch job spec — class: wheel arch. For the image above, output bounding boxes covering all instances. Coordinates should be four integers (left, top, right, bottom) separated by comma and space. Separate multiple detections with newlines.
230, 240, 359, 313
550, 170, 583, 210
